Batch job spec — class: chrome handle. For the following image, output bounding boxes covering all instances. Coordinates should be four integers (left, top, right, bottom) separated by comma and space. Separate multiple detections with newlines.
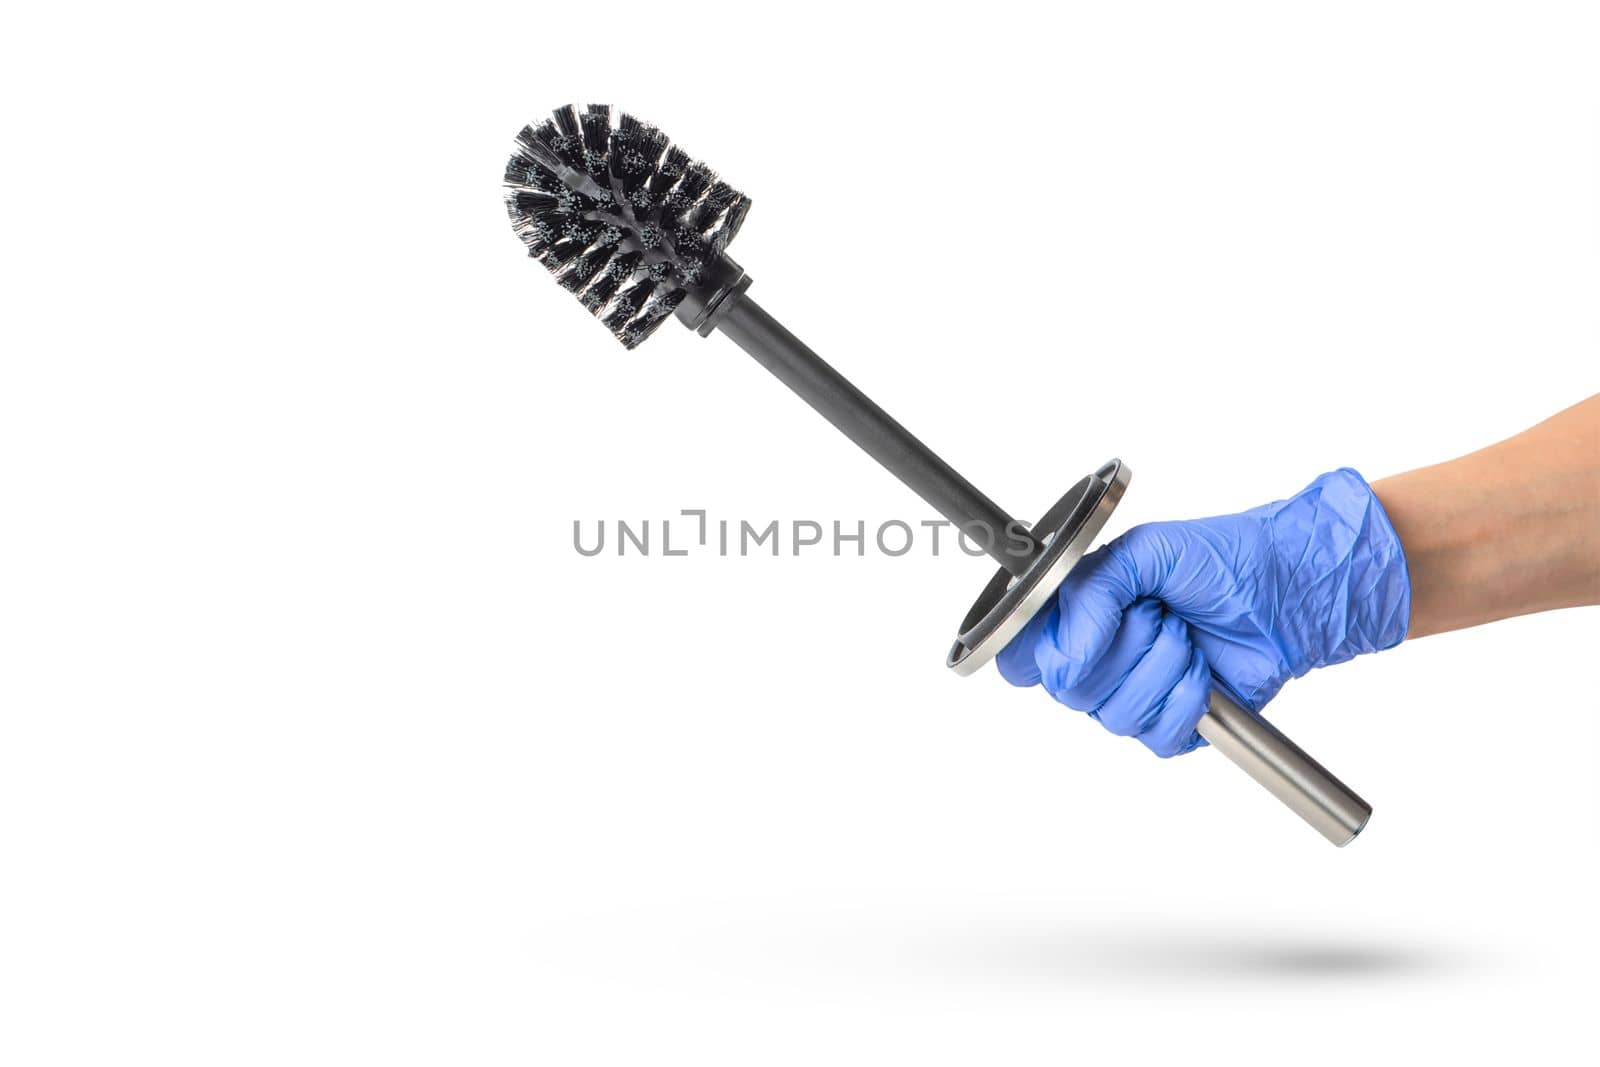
1197, 690, 1372, 846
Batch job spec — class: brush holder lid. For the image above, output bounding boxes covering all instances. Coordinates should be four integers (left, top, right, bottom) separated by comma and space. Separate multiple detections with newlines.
946, 459, 1130, 676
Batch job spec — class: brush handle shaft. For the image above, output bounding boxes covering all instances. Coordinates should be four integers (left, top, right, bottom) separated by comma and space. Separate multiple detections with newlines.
716, 293, 1031, 575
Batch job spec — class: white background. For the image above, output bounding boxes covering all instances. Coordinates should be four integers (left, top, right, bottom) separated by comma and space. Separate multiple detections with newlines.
3, 2, 1597, 1064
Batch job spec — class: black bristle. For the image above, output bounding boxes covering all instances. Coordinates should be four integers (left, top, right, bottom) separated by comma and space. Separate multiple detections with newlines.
506, 188, 562, 255
721, 196, 750, 241
618, 291, 685, 349
504, 104, 752, 347
549, 106, 585, 168
606, 250, 643, 280
582, 105, 611, 149
601, 304, 636, 336
605, 279, 658, 327
675, 257, 706, 287
559, 245, 616, 293
705, 181, 736, 211
580, 105, 611, 177
677, 161, 715, 202
638, 126, 669, 167
650, 146, 690, 199
512, 189, 560, 215
552, 105, 581, 142
609, 115, 659, 203
581, 249, 640, 310
541, 239, 588, 269
702, 194, 749, 257
687, 199, 722, 237
533, 117, 578, 170
513, 123, 562, 176
530, 118, 558, 145
672, 226, 704, 258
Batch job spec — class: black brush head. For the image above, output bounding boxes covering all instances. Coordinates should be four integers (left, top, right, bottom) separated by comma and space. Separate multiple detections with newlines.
505, 105, 752, 349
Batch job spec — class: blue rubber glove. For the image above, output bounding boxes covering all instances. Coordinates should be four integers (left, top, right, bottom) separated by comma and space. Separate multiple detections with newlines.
997, 469, 1410, 757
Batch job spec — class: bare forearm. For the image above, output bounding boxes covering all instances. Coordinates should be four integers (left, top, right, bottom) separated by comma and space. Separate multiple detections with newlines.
1372, 394, 1600, 639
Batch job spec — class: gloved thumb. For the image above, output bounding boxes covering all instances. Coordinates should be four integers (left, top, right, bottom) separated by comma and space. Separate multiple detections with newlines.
996, 537, 1160, 691
996, 600, 1056, 687
1047, 537, 1172, 687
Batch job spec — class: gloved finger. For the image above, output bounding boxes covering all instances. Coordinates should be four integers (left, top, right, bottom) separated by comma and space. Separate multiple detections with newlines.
1036, 598, 1163, 711
996, 601, 1056, 687
1137, 643, 1212, 758
1045, 534, 1173, 691
1092, 610, 1194, 738
1188, 633, 1282, 714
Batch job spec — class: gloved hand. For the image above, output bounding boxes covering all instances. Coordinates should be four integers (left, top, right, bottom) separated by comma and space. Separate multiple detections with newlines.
997, 469, 1411, 757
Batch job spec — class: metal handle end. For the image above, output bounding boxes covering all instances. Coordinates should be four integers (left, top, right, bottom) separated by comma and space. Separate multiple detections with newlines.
1197, 691, 1373, 847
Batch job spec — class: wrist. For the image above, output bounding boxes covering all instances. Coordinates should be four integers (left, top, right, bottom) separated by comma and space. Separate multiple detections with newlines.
1372, 410, 1600, 638
1268, 468, 1411, 673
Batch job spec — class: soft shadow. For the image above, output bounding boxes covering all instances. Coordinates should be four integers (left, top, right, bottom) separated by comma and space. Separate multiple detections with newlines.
885, 919, 1472, 987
